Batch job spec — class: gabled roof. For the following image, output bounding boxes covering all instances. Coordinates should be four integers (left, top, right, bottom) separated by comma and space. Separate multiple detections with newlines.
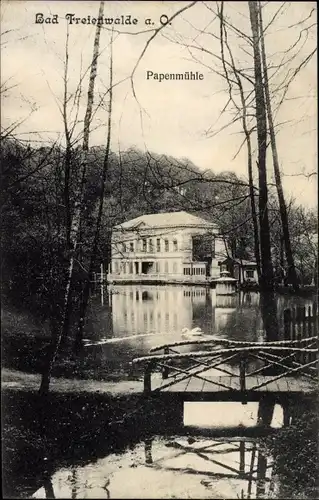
114, 211, 218, 230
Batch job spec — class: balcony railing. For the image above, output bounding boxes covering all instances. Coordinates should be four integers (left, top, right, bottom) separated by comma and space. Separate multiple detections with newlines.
108, 273, 211, 282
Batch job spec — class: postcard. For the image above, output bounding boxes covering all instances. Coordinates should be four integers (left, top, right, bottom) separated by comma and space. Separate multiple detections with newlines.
1, 1, 317, 498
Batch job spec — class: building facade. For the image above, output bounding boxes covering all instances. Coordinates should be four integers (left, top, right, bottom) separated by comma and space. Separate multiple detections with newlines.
108, 211, 226, 283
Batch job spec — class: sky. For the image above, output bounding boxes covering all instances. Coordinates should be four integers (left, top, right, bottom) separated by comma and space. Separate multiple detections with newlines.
1, 0, 317, 208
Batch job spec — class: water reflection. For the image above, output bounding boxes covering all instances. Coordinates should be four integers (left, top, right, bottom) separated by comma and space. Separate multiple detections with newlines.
84, 285, 314, 376
184, 402, 283, 429
111, 286, 212, 336
31, 437, 276, 499
30, 395, 317, 500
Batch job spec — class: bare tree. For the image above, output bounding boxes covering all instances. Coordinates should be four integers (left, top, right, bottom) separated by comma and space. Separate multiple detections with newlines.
217, 2, 261, 279
258, 2, 299, 290
75, 28, 114, 353
248, 1, 275, 291
39, 1, 105, 395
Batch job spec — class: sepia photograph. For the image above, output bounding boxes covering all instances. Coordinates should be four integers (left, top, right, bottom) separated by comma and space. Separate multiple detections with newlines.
1, 1, 318, 498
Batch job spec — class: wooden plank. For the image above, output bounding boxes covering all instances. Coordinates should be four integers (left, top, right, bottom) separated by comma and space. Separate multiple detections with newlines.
229, 376, 241, 391
161, 377, 191, 392
263, 381, 281, 392
244, 377, 256, 391
157, 375, 317, 394
202, 376, 231, 392
185, 376, 206, 392
254, 374, 268, 391
284, 377, 290, 391
152, 375, 167, 391
273, 378, 282, 392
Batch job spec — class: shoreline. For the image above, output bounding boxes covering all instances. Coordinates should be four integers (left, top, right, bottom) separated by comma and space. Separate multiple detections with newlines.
1, 368, 143, 395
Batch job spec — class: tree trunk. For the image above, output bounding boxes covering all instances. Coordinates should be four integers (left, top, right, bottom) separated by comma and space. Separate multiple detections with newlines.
62, 26, 72, 245
233, 68, 261, 279
248, 1, 274, 292
219, 14, 261, 280
39, 1, 105, 395
74, 29, 114, 353
258, 2, 299, 291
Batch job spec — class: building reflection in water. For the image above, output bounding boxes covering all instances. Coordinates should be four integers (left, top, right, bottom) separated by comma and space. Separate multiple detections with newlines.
109, 285, 263, 341
85, 285, 314, 370
111, 285, 211, 337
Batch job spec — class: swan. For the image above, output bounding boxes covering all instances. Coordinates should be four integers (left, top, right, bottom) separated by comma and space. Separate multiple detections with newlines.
181, 326, 204, 337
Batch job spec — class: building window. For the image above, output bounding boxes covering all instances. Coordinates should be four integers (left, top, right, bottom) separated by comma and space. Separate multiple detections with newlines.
164, 239, 169, 252
129, 262, 133, 274
164, 261, 169, 273
149, 239, 154, 252
122, 242, 126, 253
142, 238, 147, 252
246, 270, 254, 278
155, 262, 160, 273
183, 267, 191, 275
173, 240, 178, 251
122, 262, 126, 274
130, 242, 134, 252
156, 238, 161, 252
173, 262, 177, 273
114, 261, 119, 273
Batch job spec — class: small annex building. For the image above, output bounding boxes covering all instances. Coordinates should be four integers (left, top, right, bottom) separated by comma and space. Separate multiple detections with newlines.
219, 257, 259, 285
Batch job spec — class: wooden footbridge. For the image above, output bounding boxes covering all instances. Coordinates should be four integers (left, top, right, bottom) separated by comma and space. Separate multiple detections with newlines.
133, 335, 318, 401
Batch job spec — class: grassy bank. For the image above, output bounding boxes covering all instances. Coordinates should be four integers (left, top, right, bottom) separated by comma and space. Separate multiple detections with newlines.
2, 388, 149, 498
1, 306, 142, 382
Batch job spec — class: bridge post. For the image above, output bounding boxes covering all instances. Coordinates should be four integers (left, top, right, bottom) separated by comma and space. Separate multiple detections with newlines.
239, 441, 245, 473
239, 353, 246, 392
162, 347, 169, 379
144, 438, 153, 464
144, 361, 154, 393
239, 352, 248, 404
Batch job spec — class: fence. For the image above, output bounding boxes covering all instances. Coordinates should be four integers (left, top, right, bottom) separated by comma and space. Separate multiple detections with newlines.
283, 302, 318, 366
283, 302, 318, 340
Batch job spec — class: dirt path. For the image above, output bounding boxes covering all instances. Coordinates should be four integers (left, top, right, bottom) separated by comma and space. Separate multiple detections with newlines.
2, 368, 143, 395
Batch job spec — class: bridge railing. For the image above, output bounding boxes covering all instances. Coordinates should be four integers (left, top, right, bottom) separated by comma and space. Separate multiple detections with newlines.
133, 337, 318, 394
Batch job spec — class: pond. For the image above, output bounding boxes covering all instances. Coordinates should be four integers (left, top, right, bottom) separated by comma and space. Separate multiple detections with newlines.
81, 285, 315, 379
30, 398, 318, 499
3, 286, 317, 499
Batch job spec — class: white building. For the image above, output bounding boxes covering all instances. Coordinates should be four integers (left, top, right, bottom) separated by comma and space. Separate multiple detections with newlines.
108, 211, 226, 283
